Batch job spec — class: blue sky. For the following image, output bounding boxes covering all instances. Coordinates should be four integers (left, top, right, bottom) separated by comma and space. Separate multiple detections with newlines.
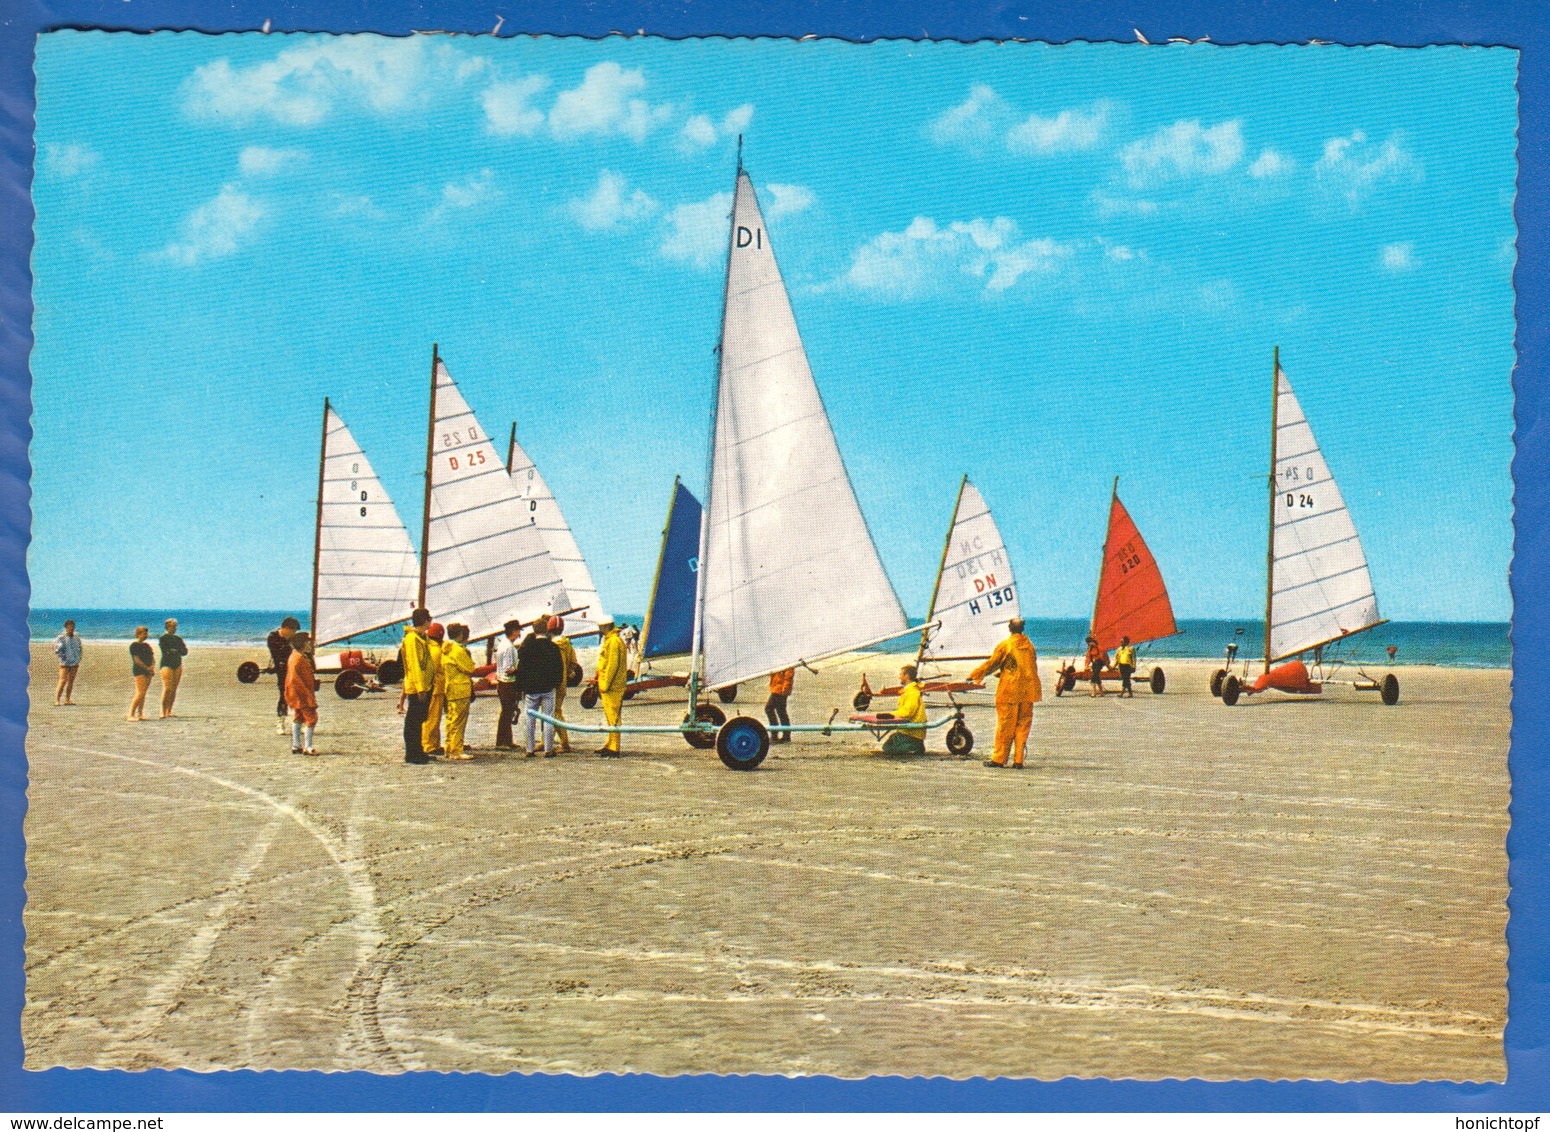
29, 33, 1517, 621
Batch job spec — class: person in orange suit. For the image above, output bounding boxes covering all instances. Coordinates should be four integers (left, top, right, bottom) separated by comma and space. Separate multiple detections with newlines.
285, 631, 320, 756
766, 666, 795, 743
968, 617, 1042, 769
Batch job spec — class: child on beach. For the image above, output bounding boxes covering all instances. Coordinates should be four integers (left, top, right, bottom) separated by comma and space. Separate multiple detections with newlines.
1085, 636, 1108, 697
127, 626, 154, 721
285, 631, 319, 755
441, 624, 476, 761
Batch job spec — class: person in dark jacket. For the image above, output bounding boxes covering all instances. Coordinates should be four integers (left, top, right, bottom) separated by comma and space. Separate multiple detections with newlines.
267, 617, 300, 734
514, 620, 564, 757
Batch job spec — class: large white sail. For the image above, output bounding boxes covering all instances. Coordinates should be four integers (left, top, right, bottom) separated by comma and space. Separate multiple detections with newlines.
423, 358, 567, 641
920, 478, 1019, 662
1269, 362, 1381, 661
697, 171, 909, 690
313, 403, 421, 646
506, 426, 609, 638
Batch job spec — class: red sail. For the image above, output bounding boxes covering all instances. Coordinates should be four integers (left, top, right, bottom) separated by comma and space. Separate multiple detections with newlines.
1090, 493, 1177, 653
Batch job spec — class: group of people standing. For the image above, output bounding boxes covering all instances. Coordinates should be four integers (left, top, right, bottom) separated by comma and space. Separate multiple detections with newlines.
47, 618, 188, 721
399, 610, 616, 765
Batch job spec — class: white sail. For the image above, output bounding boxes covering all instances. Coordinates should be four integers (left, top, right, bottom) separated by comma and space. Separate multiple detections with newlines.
920, 478, 1019, 661
313, 405, 421, 646
506, 427, 609, 637
423, 358, 567, 641
1269, 362, 1381, 660
697, 171, 909, 690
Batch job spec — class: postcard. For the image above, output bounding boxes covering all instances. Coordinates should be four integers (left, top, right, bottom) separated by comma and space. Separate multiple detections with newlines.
21, 30, 1515, 1083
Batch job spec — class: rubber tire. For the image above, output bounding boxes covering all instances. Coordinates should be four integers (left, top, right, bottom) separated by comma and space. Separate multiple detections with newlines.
945, 721, 974, 757
685, 703, 727, 750
1221, 673, 1241, 706
334, 669, 366, 700
852, 690, 872, 712
1381, 673, 1400, 706
1150, 667, 1166, 695
579, 684, 600, 710
716, 715, 769, 770
717, 684, 739, 704
237, 660, 262, 684
1210, 668, 1226, 698
377, 658, 404, 685
1061, 670, 1077, 694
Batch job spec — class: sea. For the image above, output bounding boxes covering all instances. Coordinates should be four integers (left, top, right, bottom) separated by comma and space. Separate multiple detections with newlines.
28, 610, 1513, 668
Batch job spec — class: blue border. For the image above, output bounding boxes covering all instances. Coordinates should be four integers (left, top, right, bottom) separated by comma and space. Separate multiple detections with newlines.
1, 0, 1541, 1112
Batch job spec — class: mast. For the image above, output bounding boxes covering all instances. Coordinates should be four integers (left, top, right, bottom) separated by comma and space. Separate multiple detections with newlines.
418, 342, 439, 610
1090, 475, 1119, 638
506, 421, 516, 475
1264, 345, 1279, 673
917, 475, 967, 665
688, 146, 743, 712
310, 397, 329, 638
638, 475, 680, 664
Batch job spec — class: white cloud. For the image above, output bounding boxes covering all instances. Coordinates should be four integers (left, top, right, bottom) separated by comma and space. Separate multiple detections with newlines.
1006, 101, 1110, 155
1314, 130, 1421, 205
1121, 119, 1244, 188
549, 62, 673, 143
927, 84, 1008, 148
426, 168, 498, 224
1091, 191, 1159, 219
1247, 148, 1291, 179
1105, 244, 1139, 261
156, 185, 264, 265
1380, 242, 1416, 272
569, 170, 659, 231
678, 103, 754, 153
836, 216, 1072, 300
763, 182, 815, 220
330, 193, 384, 220
659, 191, 733, 267
482, 75, 549, 137
42, 142, 99, 179
930, 86, 1109, 157
238, 146, 308, 176
183, 35, 482, 126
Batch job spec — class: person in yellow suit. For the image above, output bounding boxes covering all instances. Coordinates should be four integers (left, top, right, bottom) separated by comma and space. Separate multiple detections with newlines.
969, 617, 1042, 769
440, 624, 477, 760
420, 622, 446, 756
880, 664, 928, 758
595, 619, 627, 757
549, 615, 578, 753
400, 608, 435, 765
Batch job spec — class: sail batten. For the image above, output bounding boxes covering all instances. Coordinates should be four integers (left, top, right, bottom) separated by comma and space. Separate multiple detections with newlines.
506, 425, 609, 638
919, 479, 1019, 662
423, 358, 567, 641
312, 404, 421, 647
698, 170, 908, 690
1089, 488, 1177, 652
1267, 362, 1381, 661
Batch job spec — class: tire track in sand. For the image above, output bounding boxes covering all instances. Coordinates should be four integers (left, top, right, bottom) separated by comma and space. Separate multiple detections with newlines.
36, 743, 402, 1072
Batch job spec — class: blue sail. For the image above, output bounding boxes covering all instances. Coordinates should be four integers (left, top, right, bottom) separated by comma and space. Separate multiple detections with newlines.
641, 480, 703, 661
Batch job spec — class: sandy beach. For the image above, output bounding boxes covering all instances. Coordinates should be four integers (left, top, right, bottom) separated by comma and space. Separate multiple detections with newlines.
20, 642, 1508, 1081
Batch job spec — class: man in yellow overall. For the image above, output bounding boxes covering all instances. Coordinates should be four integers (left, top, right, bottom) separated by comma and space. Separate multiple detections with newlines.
595, 620, 627, 757
968, 617, 1042, 769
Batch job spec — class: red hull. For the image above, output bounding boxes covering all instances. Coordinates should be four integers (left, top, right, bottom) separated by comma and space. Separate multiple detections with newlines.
1249, 659, 1322, 696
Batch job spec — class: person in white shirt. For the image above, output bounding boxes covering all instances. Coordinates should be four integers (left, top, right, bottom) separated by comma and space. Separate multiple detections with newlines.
54, 619, 82, 706
493, 619, 522, 750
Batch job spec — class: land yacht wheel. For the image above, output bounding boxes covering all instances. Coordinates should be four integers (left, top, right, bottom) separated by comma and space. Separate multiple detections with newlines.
717, 684, 739, 704
580, 684, 600, 710
1221, 674, 1241, 706
1149, 667, 1166, 694
716, 716, 769, 770
237, 661, 262, 684
1210, 669, 1226, 698
334, 670, 366, 699
1381, 673, 1400, 706
945, 721, 974, 757
684, 704, 726, 750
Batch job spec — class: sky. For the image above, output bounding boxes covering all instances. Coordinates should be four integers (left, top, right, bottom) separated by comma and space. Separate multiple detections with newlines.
28, 33, 1517, 621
